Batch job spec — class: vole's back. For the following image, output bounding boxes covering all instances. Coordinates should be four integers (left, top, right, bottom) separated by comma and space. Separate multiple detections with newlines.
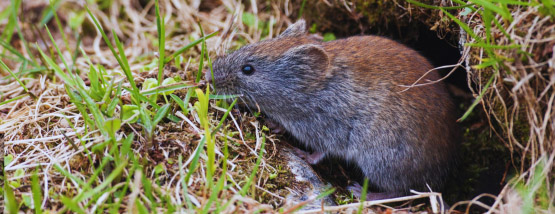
322, 36, 458, 192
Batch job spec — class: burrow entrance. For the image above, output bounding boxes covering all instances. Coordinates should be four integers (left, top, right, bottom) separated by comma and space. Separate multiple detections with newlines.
279, 1, 513, 210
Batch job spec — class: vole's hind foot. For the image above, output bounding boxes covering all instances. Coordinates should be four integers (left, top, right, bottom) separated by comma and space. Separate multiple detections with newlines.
347, 183, 401, 201
293, 147, 325, 165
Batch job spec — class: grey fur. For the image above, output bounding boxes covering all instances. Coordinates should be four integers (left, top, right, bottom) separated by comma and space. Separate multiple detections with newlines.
209, 20, 459, 195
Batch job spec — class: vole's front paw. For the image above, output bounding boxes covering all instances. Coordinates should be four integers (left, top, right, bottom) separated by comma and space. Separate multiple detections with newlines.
264, 119, 285, 134
293, 147, 325, 165
347, 183, 400, 201
346, 183, 364, 198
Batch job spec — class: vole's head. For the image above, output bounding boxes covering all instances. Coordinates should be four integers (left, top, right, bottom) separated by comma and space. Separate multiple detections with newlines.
209, 20, 331, 110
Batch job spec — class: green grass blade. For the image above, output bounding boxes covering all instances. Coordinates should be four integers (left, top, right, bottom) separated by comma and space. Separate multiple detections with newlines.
155, 0, 165, 86
113, 29, 132, 77
298, 0, 307, 19
76, 161, 128, 203
5, 177, 19, 214
31, 168, 43, 214
110, 179, 129, 214
123, 87, 161, 110
0, 94, 28, 106
492, 15, 512, 41
106, 97, 120, 117
284, 187, 335, 213
40, 0, 61, 26
469, 0, 512, 21
491, 0, 532, 5
195, 88, 214, 178
69, 35, 82, 72
406, 0, 475, 10
153, 104, 170, 125
441, 8, 481, 41
214, 139, 230, 213
44, 24, 69, 72
2, 66, 48, 79
139, 105, 153, 139
357, 179, 369, 214
120, 133, 134, 159
196, 23, 206, 83
178, 155, 194, 209
0, 40, 37, 66
80, 153, 114, 195
99, 71, 113, 103
465, 43, 521, 49
141, 172, 157, 210
84, 6, 120, 63
140, 82, 196, 96
482, 8, 493, 44
539, 0, 555, 16
1, 0, 18, 45
164, 31, 218, 64
459, 70, 498, 121
170, 94, 186, 113
0, 58, 29, 93
201, 178, 222, 214
38, 45, 109, 137
12, 0, 37, 65
208, 94, 239, 100
135, 200, 149, 214
239, 134, 265, 196
185, 137, 206, 184
49, 0, 69, 49
54, 164, 86, 187
179, 89, 195, 116
36, 44, 73, 86
211, 98, 238, 135
64, 85, 96, 129
0, 3, 10, 19
206, 139, 230, 214
85, 6, 139, 94
60, 196, 86, 214
473, 58, 499, 69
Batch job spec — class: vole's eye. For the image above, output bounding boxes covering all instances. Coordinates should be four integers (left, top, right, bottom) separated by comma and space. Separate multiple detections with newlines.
241, 64, 255, 75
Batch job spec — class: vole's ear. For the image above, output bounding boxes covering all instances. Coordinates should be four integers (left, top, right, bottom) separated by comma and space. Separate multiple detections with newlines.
284, 44, 331, 76
278, 19, 307, 38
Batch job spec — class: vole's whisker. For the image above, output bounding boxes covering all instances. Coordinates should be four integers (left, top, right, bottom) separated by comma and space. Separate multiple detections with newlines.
247, 93, 263, 114
238, 91, 254, 115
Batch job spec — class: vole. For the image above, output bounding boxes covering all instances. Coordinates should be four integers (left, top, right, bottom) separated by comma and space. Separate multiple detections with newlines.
208, 20, 459, 200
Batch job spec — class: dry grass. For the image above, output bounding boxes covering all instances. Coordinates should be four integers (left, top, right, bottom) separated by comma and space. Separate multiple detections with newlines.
444, 1, 555, 213
395, 0, 554, 212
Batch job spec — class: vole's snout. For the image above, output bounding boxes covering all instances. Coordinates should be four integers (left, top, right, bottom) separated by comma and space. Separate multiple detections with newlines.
205, 69, 225, 85
205, 67, 231, 90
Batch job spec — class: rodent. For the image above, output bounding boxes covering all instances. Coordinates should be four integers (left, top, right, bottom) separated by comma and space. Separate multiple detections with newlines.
208, 20, 459, 199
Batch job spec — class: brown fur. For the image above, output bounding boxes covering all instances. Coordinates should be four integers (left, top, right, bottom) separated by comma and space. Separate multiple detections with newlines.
209, 20, 459, 195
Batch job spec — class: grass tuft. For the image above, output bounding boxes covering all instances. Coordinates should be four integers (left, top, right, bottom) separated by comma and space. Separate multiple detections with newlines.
409, 0, 555, 213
